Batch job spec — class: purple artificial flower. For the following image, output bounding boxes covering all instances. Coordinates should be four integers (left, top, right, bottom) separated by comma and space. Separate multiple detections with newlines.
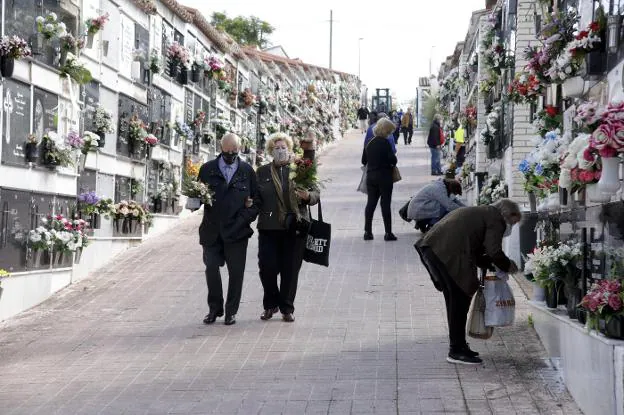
78, 191, 100, 205
66, 131, 84, 149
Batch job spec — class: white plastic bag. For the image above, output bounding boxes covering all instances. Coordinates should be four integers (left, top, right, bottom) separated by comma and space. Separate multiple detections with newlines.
467, 287, 494, 339
484, 271, 516, 327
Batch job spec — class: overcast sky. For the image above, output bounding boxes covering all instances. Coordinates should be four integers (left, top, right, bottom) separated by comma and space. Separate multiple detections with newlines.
180, 0, 486, 101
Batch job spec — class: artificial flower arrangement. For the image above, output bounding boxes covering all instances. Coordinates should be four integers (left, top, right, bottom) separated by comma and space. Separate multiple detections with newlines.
65, 130, 84, 152
0, 35, 32, 59
182, 178, 214, 206
194, 110, 206, 128
82, 131, 100, 152
519, 130, 569, 197
438, 68, 460, 106
85, 13, 109, 35
166, 41, 191, 71
144, 134, 159, 146
461, 105, 477, 129
128, 114, 148, 143
477, 174, 507, 205
580, 279, 624, 332
149, 50, 161, 73
36, 12, 67, 39
113, 200, 148, 223
41, 131, 74, 168
78, 191, 101, 215
533, 105, 563, 137
559, 133, 601, 191
587, 101, 624, 157
479, 12, 509, 95
524, 239, 583, 290
94, 105, 115, 134
29, 214, 89, 254
506, 72, 543, 104
60, 53, 93, 85
239, 88, 256, 108
174, 120, 194, 141
480, 106, 500, 145
60, 34, 85, 54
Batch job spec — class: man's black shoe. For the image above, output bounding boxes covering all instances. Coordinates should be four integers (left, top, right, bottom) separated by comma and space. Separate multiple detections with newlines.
364, 232, 374, 241
203, 309, 223, 325
224, 314, 236, 325
260, 307, 279, 321
447, 351, 483, 365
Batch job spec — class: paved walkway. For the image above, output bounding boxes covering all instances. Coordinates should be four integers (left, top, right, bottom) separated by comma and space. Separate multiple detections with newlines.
0, 131, 581, 414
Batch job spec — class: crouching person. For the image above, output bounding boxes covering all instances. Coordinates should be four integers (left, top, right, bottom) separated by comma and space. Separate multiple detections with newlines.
407, 178, 464, 233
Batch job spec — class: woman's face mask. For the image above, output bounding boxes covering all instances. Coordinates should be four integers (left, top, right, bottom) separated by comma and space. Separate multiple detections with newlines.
272, 147, 290, 164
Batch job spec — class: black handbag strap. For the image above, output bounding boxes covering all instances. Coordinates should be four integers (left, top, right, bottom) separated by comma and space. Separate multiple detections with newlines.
308, 199, 323, 222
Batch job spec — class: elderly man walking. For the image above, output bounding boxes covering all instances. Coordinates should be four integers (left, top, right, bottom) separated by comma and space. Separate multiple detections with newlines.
197, 133, 259, 325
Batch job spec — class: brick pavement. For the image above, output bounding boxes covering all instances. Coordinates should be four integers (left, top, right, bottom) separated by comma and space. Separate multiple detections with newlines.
0, 130, 582, 414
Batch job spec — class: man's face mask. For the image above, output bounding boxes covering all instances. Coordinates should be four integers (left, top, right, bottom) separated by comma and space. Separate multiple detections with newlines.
222, 152, 238, 165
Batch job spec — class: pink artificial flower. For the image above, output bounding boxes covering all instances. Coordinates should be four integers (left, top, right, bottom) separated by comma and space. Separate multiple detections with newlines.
594, 169, 602, 180
607, 280, 621, 293
591, 123, 617, 149
579, 170, 595, 183
609, 294, 622, 311
144, 134, 158, 146
583, 147, 595, 162
602, 101, 624, 122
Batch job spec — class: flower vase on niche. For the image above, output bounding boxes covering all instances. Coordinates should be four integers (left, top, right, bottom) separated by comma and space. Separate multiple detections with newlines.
562, 77, 585, 98
605, 316, 624, 340
547, 192, 560, 211
30, 249, 42, 268
153, 198, 162, 213
25, 141, 39, 164
90, 213, 100, 230
191, 65, 201, 82
598, 157, 621, 197
565, 287, 582, 320
532, 283, 546, 302
86, 32, 94, 48
59, 49, 68, 66
114, 218, 121, 233
178, 69, 189, 85
169, 61, 180, 78
1, 56, 15, 78
97, 131, 106, 147
74, 248, 82, 264
559, 187, 568, 207
29, 33, 45, 55
587, 182, 612, 203
528, 192, 537, 213
78, 152, 87, 173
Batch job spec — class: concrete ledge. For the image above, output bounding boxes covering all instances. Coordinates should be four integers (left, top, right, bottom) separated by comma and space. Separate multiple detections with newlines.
530, 300, 624, 415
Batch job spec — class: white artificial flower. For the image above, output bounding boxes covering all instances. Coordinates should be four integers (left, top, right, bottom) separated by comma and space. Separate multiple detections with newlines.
49, 12, 58, 21
29, 230, 42, 243
36, 16, 44, 24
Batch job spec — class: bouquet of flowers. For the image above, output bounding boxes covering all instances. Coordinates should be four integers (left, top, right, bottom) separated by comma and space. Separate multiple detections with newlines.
149, 50, 161, 73
94, 105, 115, 134
580, 279, 624, 330
85, 13, 109, 35
205, 55, 225, 78
166, 42, 191, 70
478, 174, 507, 205
60, 53, 92, 85
589, 101, 624, 157
182, 180, 214, 206
239, 88, 256, 108
78, 191, 101, 215
575, 101, 605, 133
113, 200, 148, 223
95, 198, 115, 218
506, 72, 544, 104
480, 106, 500, 145
129, 115, 147, 143
144, 134, 158, 146
41, 132, 74, 167
65, 130, 84, 151
0, 35, 32, 59
36, 13, 67, 39
174, 120, 194, 141
533, 106, 563, 137
60, 34, 85, 53
559, 133, 601, 190
524, 240, 583, 290
28, 226, 53, 251
289, 157, 322, 190
194, 110, 206, 128
82, 131, 100, 152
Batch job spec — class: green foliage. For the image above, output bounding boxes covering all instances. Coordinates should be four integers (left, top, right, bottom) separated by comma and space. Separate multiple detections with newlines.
422, 93, 439, 131
211, 12, 274, 48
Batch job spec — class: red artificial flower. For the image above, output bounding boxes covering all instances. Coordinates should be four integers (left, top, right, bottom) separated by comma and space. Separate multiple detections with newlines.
599, 146, 618, 158
545, 106, 558, 117
589, 21, 601, 32
576, 30, 589, 40
594, 169, 602, 180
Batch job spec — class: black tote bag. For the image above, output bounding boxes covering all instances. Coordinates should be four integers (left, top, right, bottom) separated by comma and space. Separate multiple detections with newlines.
303, 200, 331, 267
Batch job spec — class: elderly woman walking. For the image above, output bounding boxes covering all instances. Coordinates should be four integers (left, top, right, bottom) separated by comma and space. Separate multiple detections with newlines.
362, 117, 398, 241
415, 199, 521, 365
255, 133, 320, 322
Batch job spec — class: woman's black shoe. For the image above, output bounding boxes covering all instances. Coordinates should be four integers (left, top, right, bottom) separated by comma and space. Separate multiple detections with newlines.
363, 232, 374, 241
462, 344, 479, 357
384, 233, 397, 241
260, 307, 279, 320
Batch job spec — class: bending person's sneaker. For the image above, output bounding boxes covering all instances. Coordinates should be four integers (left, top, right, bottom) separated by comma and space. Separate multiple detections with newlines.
447, 351, 483, 365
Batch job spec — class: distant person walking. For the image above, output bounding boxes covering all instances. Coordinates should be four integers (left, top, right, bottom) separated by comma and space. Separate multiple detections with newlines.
401, 108, 414, 145
362, 118, 398, 242
391, 110, 402, 145
357, 106, 370, 133
428, 115, 444, 176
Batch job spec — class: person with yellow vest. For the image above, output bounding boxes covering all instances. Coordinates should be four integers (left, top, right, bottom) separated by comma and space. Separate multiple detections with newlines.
401, 108, 414, 145
454, 124, 466, 169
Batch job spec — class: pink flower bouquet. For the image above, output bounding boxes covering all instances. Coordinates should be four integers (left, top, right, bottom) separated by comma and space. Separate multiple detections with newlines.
580, 279, 624, 331
85, 13, 109, 35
